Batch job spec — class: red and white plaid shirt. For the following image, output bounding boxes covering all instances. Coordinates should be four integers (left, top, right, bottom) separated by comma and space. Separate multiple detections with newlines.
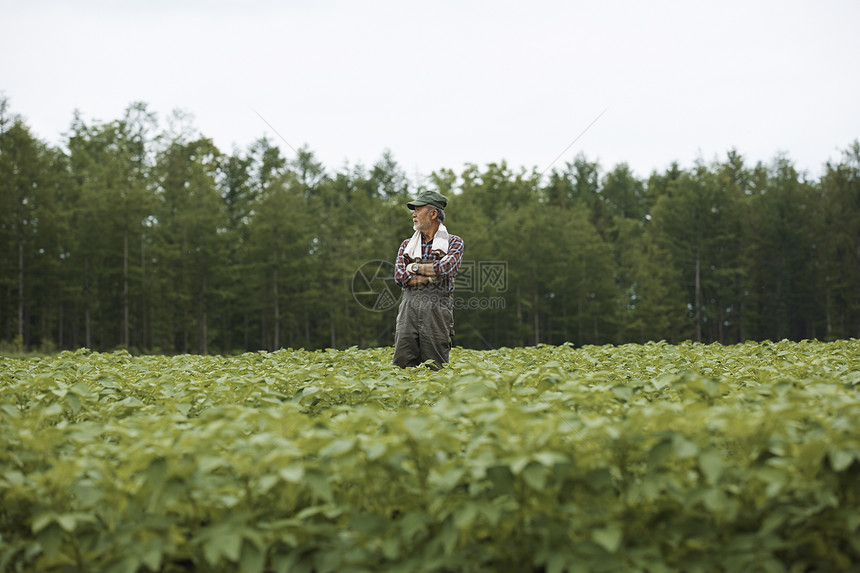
394, 233, 464, 294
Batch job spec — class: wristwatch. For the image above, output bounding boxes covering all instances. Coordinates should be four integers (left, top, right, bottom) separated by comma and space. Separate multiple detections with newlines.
409, 263, 419, 274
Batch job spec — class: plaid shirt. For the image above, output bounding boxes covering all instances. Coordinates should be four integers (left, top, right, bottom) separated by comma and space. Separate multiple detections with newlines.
394, 233, 464, 294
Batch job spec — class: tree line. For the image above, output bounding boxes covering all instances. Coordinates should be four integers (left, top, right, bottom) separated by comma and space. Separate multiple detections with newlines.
1, 99, 858, 354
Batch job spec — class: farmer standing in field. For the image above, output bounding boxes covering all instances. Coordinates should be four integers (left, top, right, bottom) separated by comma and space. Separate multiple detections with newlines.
393, 190, 464, 370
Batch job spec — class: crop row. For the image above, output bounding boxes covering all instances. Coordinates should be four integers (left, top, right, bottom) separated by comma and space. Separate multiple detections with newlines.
1, 340, 859, 572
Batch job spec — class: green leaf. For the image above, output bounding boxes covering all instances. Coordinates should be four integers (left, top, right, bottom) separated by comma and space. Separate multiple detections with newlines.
672, 435, 699, 459
509, 456, 530, 475
279, 464, 304, 483
592, 524, 622, 553
404, 415, 429, 439
363, 441, 386, 460
651, 372, 676, 390
55, 514, 77, 533
36, 523, 63, 559
400, 512, 429, 539
438, 526, 458, 556
522, 463, 548, 491
430, 468, 464, 493
698, 449, 724, 484
703, 487, 727, 513
546, 552, 566, 573
0, 403, 19, 418
205, 528, 242, 565
32, 513, 56, 534
481, 503, 503, 527
648, 438, 673, 467
534, 451, 567, 467
104, 556, 140, 573
382, 537, 400, 560
585, 468, 612, 492
140, 539, 163, 571
319, 437, 355, 458
145, 457, 168, 488
3, 470, 25, 487
612, 385, 633, 401
301, 385, 320, 397
240, 540, 265, 573
64, 392, 82, 415
829, 449, 855, 472
453, 502, 478, 530
40, 403, 63, 418
305, 470, 333, 502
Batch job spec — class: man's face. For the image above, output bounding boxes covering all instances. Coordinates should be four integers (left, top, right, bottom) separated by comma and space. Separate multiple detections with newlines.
412, 205, 435, 232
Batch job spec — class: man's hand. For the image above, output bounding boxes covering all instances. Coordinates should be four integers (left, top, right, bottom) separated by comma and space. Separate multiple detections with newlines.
406, 274, 433, 287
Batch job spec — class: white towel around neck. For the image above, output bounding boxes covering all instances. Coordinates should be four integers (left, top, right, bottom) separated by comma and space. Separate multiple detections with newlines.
405, 223, 449, 260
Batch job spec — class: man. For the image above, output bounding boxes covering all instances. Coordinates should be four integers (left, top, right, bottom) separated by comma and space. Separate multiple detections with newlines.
393, 190, 464, 370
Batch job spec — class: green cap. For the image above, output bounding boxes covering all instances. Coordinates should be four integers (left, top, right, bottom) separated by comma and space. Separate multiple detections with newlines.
407, 190, 448, 211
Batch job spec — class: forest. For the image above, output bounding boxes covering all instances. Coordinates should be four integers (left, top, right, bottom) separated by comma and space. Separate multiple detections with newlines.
1, 99, 859, 354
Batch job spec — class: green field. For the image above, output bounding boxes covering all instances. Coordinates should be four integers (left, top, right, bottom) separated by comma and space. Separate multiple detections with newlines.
2, 340, 860, 572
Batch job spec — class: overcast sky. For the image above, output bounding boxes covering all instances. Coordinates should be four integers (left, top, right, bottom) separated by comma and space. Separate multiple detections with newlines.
3, 0, 859, 183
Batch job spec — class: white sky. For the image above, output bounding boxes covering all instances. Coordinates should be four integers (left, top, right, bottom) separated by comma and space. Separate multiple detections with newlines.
2, 0, 859, 183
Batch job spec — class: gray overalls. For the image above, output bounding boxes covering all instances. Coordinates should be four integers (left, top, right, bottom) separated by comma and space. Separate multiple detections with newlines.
392, 275, 454, 370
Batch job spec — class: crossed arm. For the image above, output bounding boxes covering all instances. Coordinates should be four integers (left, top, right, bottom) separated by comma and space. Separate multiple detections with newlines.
394, 236, 464, 288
